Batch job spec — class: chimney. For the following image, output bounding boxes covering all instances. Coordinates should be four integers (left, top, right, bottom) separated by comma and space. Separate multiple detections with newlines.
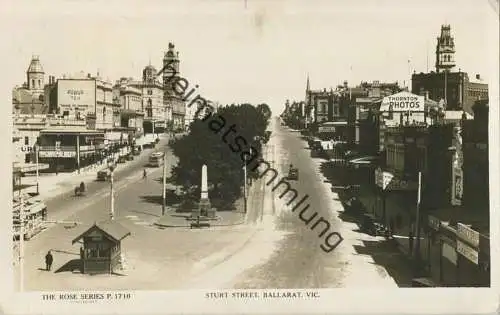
476, 74, 481, 80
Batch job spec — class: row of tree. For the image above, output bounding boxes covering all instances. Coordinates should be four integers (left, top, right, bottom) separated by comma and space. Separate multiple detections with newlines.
169, 103, 272, 209
281, 100, 305, 130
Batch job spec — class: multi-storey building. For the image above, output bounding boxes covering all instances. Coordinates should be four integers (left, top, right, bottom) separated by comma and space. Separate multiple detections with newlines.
347, 81, 402, 153
411, 25, 489, 114
113, 78, 145, 144
124, 65, 167, 133
163, 43, 185, 130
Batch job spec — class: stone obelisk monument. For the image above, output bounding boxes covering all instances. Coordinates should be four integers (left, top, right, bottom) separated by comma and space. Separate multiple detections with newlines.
195, 164, 215, 219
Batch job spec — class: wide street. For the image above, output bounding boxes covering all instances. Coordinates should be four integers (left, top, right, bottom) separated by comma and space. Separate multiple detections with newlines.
17, 118, 413, 291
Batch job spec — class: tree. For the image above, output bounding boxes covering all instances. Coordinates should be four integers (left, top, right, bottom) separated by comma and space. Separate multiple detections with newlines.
169, 103, 271, 207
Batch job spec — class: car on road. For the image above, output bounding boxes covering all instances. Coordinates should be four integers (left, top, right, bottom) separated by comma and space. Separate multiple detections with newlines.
348, 156, 379, 169
287, 167, 299, 180
97, 169, 111, 181
117, 156, 127, 163
125, 154, 134, 161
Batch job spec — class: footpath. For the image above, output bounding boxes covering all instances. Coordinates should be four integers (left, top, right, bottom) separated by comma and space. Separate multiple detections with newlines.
321, 161, 432, 278
15, 135, 172, 201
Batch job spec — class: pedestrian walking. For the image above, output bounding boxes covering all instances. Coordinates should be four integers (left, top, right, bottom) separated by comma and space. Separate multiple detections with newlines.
143, 168, 147, 179
45, 251, 53, 271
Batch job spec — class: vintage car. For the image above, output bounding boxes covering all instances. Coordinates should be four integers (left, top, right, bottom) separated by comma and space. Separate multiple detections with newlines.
287, 167, 299, 181
97, 169, 112, 181
117, 156, 127, 163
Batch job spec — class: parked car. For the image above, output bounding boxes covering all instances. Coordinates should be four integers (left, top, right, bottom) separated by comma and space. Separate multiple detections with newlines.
344, 150, 361, 160
97, 169, 111, 181
348, 156, 379, 169
287, 167, 299, 180
117, 156, 126, 163
125, 154, 134, 161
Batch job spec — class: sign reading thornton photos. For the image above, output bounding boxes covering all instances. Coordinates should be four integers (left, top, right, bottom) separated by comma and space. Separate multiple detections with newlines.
380, 91, 425, 112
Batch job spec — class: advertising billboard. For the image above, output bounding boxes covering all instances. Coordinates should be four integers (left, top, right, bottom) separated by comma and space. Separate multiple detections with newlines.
57, 79, 96, 114
380, 91, 425, 112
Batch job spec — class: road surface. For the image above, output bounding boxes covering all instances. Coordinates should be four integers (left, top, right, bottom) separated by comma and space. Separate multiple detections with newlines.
17, 119, 413, 291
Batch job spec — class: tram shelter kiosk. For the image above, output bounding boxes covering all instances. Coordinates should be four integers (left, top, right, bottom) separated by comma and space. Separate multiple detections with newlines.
72, 221, 131, 275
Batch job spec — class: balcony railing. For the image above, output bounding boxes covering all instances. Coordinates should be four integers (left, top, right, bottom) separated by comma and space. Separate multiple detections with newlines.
39, 146, 75, 151
39, 144, 105, 152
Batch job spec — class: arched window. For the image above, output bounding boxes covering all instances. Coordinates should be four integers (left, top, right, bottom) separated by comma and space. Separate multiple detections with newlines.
38, 79, 41, 87
31, 79, 35, 87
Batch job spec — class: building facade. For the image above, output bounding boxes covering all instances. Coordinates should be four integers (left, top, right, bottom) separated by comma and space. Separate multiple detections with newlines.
163, 43, 185, 130
412, 25, 488, 115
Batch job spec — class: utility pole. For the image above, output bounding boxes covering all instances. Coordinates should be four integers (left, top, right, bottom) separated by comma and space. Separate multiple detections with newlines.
18, 185, 24, 292
35, 144, 39, 195
414, 171, 422, 276
109, 163, 116, 220
162, 152, 167, 216
243, 163, 247, 213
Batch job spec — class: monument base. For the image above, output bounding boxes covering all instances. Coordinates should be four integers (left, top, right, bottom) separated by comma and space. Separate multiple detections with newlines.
199, 198, 211, 216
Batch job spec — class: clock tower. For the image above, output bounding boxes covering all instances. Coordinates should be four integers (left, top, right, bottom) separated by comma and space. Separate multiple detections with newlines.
163, 42, 185, 129
435, 24, 456, 73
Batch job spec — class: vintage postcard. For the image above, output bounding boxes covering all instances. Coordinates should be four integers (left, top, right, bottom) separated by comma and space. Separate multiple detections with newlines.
0, 0, 498, 314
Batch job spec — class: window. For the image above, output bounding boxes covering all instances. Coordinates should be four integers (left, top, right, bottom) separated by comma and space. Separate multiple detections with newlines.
38, 79, 41, 87
148, 89, 152, 95
31, 79, 34, 87
24, 136, 29, 145
63, 110, 69, 117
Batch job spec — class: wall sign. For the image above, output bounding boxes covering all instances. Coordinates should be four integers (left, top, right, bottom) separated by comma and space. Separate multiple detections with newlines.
457, 223, 480, 247
456, 240, 479, 265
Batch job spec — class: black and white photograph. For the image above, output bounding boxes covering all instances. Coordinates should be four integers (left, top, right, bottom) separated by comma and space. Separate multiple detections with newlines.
1, 0, 498, 314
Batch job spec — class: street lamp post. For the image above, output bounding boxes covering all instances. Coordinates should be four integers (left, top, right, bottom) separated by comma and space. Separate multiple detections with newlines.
108, 161, 116, 220
243, 162, 247, 213
162, 151, 167, 216
414, 171, 423, 276
35, 144, 39, 195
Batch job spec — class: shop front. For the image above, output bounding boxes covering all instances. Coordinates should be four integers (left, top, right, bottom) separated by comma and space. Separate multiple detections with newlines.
455, 223, 489, 286
373, 167, 418, 224
426, 220, 490, 287
38, 128, 105, 173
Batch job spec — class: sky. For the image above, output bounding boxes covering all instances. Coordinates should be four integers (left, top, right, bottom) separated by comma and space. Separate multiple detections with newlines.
2, 0, 499, 115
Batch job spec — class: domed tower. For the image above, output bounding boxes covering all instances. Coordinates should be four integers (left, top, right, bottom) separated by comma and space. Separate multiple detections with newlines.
142, 64, 157, 84
26, 55, 45, 93
435, 25, 456, 73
